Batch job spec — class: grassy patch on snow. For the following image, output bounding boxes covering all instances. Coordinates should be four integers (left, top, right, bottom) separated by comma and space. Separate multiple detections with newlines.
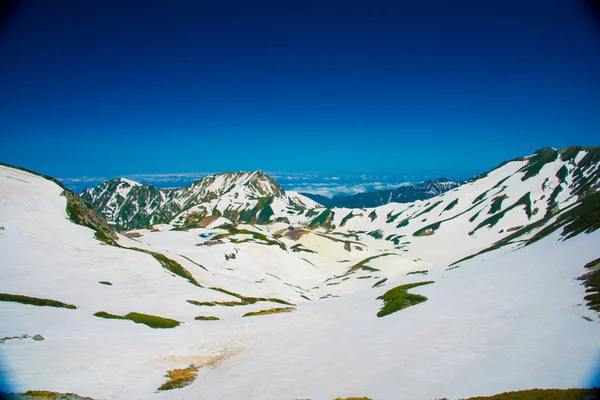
464, 387, 599, 399
347, 253, 394, 273
187, 300, 216, 307
242, 307, 296, 317
194, 316, 219, 321
334, 397, 373, 400
144, 250, 202, 286
376, 281, 434, 317
470, 192, 532, 235
366, 229, 383, 239
98, 281, 112, 286
0, 390, 95, 399
291, 243, 317, 253
307, 208, 336, 230
372, 278, 387, 288
580, 257, 600, 313
93, 311, 180, 329
0, 293, 76, 309
178, 254, 208, 271
518, 146, 558, 181
187, 287, 293, 307
157, 364, 199, 391
406, 270, 428, 275
441, 198, 458, 213
213, 224, 286, 250
340, 211, 355, 227
368, 210, 377, 221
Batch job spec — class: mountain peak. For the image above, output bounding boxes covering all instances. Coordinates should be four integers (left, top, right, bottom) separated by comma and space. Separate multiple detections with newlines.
118, 177, 142, 186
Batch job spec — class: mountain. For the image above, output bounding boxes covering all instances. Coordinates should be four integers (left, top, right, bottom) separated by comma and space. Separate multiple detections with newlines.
1, 146, 599, 399
302, 177, 462, 207
81, 170, 322, 230
302, 146, 600, 264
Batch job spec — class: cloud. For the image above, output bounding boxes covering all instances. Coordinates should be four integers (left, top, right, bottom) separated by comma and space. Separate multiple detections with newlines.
291, 184, 369, 198
60, 170, 421, 198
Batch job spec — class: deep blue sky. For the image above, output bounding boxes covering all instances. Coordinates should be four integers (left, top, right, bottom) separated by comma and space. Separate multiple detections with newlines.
1, 0, 599, 182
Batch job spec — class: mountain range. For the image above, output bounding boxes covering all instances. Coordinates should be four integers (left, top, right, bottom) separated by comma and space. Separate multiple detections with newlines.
81, 170, 320, 230
301, 177, 462, 208
0, 146, 599, 400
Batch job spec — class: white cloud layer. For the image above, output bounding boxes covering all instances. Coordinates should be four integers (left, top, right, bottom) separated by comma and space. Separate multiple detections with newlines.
60, 171, 419, 197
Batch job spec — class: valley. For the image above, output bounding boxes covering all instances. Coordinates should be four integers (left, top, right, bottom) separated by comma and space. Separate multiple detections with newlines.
0, 146, 599, 400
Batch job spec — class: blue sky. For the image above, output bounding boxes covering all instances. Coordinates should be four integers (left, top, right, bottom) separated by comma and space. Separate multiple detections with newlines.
1, 0, 599, 188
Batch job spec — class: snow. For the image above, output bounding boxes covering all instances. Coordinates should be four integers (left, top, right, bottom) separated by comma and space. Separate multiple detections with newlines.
1, 161, 599, 400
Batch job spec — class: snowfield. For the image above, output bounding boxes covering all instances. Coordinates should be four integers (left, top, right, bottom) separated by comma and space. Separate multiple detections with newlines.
1, 151, 599, 400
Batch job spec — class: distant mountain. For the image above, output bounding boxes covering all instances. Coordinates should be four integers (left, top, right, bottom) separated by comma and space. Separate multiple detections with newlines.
301, 178, 462, 208
81, 171, 321, 230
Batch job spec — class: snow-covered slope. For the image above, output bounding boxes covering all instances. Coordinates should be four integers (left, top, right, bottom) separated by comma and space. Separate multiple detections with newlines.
307, 146, 600, 267
1, 146, 599, 399
81, 171, 322, 230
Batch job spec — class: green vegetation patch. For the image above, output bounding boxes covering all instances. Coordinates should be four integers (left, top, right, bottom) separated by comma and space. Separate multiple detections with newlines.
144, 250, 201, 286
157, 364, 199, 391
175, 211, 208, 230
255, 196, 275, 225
93, 311, 180, 329
291, 243, 317, 253
178, 255, 208, 271
555, 164, 568, 183
376, 281, 434, 317
305, 209, 319, 218
0, 390, 96, 399
464, 387, 600, 400
213, 224, 286, 250
413, 200, 486, 237
340, 211, 355, 227
470, 192, 532, 235
187, 300, 216, 307
519, 146, 558, 181
99, 281, 112, 286
396, 219, 409, 228
586, 258, 600, 270
242, 307, 296, 317
0, 293, 76, 309
441, 198, 458, 213
489, 195, 508, 214
334, 397, 373, 400
385, 234, 405, 245
469, 210, 481, 222
372, 278, 387, 288
413, 223, 440, 237
527, 190, 600, 244
473, 189, 490, 204
195, 316, 219, 321
386, 210, 404, 223
569, 147, 600, 197
366, 229, 384, 239
406, 270, 428, 275
307, 208, 336, 230
347, 253, 394, 273
580, 257, 600, 313
368, 210, 377, 221
206, 287, 293, 307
